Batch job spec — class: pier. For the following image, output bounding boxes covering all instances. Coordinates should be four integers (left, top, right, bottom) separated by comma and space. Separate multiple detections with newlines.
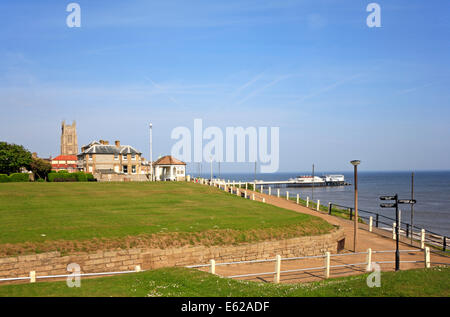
253, 180, 350, 188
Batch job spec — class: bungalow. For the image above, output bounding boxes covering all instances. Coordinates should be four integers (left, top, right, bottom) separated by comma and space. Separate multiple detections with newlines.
153, 155, 186, 181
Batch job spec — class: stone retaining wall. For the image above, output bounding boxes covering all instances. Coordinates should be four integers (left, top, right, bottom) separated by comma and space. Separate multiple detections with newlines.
0, 228, 344, 280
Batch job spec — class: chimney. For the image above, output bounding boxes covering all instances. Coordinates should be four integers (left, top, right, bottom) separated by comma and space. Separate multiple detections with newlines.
104, 140, 109, 145
115, 140, 120, 147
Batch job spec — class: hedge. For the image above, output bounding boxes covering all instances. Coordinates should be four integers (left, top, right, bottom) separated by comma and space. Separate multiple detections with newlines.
0, 173, 30, 183
48, 171, 94, 182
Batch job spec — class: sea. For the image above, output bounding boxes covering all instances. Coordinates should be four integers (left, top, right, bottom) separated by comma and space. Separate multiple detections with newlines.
194, 171, 450, 237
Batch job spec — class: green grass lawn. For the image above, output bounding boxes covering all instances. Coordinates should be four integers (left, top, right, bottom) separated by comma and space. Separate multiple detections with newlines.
0, 182, 333, 255
0, 266, 448, 297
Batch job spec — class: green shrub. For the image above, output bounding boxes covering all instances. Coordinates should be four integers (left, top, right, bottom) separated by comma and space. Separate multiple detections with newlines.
48, 171, 94, 182
48, 172, 76, 182
8, 173, 30, 182
74, 172, 87, 182
0, 174, 10, 183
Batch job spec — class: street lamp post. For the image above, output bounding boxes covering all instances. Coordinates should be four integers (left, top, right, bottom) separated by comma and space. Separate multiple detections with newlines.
149, 123, 153, 181
350, 160, 361, 252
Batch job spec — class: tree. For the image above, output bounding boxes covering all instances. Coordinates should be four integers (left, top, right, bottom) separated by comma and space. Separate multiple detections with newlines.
30, 157, 52, 180
0, 142, 32, 175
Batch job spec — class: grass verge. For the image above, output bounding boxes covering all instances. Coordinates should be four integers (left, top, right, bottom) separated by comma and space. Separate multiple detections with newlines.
0, 266, 448, 297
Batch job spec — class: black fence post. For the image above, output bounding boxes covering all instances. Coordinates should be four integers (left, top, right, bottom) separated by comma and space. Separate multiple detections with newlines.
406, 223, 409, 238
328, 203, 332, 215
349, 208, 353, 221
376, 214, 379, 228
444, 237, 447, 252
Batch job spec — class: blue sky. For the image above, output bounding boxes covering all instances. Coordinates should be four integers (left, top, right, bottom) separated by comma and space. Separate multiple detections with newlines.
0, 0, 449, 173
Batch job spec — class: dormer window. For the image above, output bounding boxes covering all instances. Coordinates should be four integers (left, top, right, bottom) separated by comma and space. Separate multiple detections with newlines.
114, 154, 119, 160
131, 154, 136, 160
123, 154, 127, 160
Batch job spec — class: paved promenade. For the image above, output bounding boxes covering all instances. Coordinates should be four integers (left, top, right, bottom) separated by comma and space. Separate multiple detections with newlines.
209, 186, 450, 283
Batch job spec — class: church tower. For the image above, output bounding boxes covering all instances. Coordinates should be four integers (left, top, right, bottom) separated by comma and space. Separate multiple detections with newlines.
61, 121, 78, 155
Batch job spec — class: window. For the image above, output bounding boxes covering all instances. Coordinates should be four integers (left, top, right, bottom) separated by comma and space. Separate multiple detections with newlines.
114, 154, 119, 160
132, 165, 136, 174
131, 154, 136, 160
123, 154, 127, 161
123, 165, 128, 173
88, 154, 92, 161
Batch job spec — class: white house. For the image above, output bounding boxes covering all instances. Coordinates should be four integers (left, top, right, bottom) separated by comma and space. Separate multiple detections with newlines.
153, 155, 186, 181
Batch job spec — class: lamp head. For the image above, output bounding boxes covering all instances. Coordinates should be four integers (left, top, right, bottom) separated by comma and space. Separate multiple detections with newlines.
350, 160, 361, 166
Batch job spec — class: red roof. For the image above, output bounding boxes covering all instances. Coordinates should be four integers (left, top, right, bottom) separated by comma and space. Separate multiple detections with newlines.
52, 155, 77, 161
153, 155, 186, 165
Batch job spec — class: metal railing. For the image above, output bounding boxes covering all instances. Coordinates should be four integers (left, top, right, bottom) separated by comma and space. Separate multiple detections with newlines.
329, 203, 448, 252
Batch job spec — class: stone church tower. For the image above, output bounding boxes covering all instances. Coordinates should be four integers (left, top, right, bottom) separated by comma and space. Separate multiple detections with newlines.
61, 121, 78, 155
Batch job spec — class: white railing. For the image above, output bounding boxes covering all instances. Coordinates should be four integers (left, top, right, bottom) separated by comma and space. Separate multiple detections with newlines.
0, 266, 142, 283
187, 248, 434, 283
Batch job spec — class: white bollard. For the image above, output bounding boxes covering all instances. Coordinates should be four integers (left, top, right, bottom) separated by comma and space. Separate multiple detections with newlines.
325, 252, 330, 279
366, 248, 372, 271
306, 196, 309, 207
236, 189, 240, 196
135, 265, 141, 272
369, 216, 373, 232
393, 223, 396, 240
274, 255, 281, 284
252, 193, 255, 201
421, 229, 425, 249
424, 247, 430, 268
29, 271, 36, 283
263, 198, 266, 203
286, 191, 289, 200
317, 200, 320, 211
296, 194, 299, 204
268, 187, 271, 196
210, 259, 216, 274
277, 188, 280, 198
245, 191, 248, 199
